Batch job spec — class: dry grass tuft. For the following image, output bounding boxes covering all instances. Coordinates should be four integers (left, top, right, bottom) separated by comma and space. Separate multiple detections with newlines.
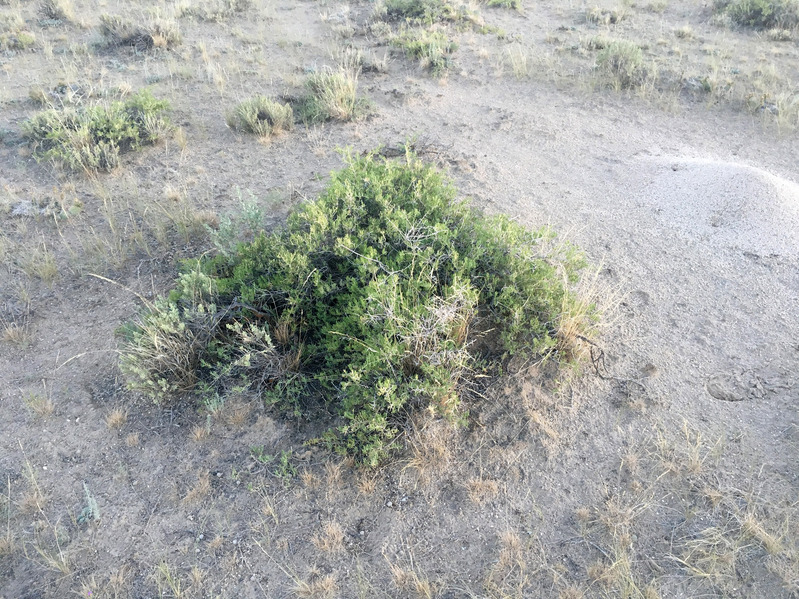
2, 320, 31, 345
221, 397, 252, 428
404, 417, 454, 488
125, 432, 140, 447
182, 471, 211, 504
105, 407, 127, 429
324, 460, 343, 488
312, 520, 345, 553
466, 476, 500, 504
300, 468, 319, 490
39, 0, 73, 21
387, 559, 435, 598
191, 422, 210, 441
740, 512, 783, 555
293, 573, 338, 598
23, 391, 54, 419
100, 14, 182, 51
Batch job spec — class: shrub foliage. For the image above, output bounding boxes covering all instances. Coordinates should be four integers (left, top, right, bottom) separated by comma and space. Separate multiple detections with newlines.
119, 151, 590, 465
715, 0, 799, 28
23, 90, 170, 172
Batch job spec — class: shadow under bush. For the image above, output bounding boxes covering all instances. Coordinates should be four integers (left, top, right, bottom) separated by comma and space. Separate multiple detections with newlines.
118, 150, 593, 465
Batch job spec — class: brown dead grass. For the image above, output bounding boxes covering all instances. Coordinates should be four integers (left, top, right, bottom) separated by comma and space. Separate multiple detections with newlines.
182, 471, 211, 505
312, 520, 345, 553
105, 407, 127, 429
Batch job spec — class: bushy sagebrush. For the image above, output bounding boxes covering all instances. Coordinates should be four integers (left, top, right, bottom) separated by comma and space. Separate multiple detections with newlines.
23, 90, 170, 172
119, 151, 591, 465
716, 0, 799, 28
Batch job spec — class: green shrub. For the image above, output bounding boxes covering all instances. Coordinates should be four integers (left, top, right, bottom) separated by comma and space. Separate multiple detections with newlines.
118, 151, 592, 465
226, 96, 293, 137
715, 0, 799, 28
23, 89, 170, 172
595, 39, 646, 90
392, 29, 458, 76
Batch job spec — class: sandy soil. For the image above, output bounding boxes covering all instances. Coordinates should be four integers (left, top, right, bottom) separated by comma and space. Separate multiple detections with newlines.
1, 0, 797, 597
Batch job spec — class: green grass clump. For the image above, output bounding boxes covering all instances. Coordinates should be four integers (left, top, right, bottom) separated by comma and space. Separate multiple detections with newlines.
23, 90, 170, 172
392, 29, 458, 75
226, 96, 293, 137
295, 68, 368, 123
118, 151, 592, 466
486, 0, 522, 9
594, 38, 647, 90
385, 0, 457, 23
715, 0, 799, 28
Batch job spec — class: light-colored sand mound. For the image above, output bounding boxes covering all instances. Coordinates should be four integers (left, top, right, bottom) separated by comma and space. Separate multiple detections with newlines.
637, 157, 799, 256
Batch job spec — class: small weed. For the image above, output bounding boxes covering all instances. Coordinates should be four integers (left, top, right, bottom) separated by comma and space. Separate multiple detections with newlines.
226, 96, 293, 137
23, 90, 171, 173
504, 43, 532, 78
154, 561, 184, 598
207, 189, 268, 257
22, 241, 58, 285
76, 482, 100, 524
251, 448, 297, 484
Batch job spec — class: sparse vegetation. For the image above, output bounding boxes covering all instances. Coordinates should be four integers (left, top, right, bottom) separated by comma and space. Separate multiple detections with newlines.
23, 89, 171, 172
118, 151, 591, 465
226, 96, 294, 137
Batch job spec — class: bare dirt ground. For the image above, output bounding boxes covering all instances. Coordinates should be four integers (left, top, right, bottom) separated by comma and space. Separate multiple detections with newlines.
1, 0, 798, 597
